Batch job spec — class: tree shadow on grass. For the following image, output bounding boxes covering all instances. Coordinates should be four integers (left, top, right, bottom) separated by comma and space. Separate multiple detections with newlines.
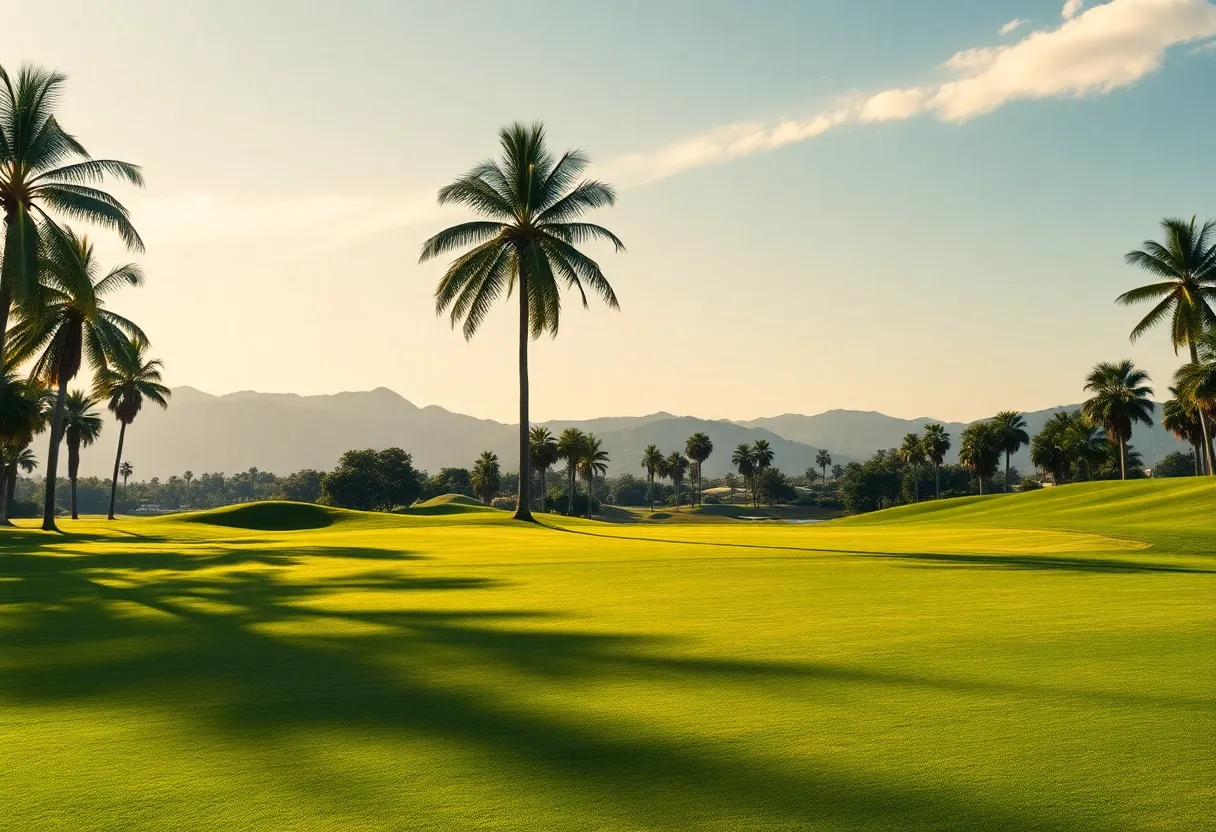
0, 542, 1142, 831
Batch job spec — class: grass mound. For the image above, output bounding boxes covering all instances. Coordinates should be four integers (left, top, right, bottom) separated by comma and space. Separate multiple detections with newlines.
404, 493, 499, 516
181, 500, 349, 531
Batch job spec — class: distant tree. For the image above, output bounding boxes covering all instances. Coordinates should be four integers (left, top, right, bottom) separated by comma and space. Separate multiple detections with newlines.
120, 461, 133, 497
1120, 216, 1216, 473
579, 434, 609, 517
641, 443, 664, 508
723, 472, 739, 502
528, 426, 559, 512
1153, 450, 1196, 478
322, 448, 421, 511
93, 336, 169, 520
1174, 328, 1216, 475
959, 420, 1002, 495
664, 452, 689, 511
898, 432, 926, 502
423, 122, 624, 522
752, 440, 774, 473
1163, 387, 1203, 476
921, 423, 951, 499
685, 432, 713, 507
281, 469, 324, 503
247, 466, 260, 501
557, 428, 587, 515
756, 467, 795, 505
183, 470, 194, 505
0, 370, 42, 523
1082, 360, 1155, 480
470, 451, 502, 504
992, 411, 1030, 493
815, 449, 832, 493
731, 443, 756, 507
62, 390, 103, 519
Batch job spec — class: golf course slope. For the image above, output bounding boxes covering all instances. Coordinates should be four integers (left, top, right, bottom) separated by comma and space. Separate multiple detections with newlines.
1, 479, 1212, 830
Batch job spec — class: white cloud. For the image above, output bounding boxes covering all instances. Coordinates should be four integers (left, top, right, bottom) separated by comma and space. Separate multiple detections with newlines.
611, 0, 1216, 185
1063, 0, 1086, 19
1000, 18, 1030, 35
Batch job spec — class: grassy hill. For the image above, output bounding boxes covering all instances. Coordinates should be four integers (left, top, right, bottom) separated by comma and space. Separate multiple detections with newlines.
1, 481, 1212, 830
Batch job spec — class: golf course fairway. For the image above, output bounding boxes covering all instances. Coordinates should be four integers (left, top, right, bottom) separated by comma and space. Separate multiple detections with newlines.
1, 479, 1212, 830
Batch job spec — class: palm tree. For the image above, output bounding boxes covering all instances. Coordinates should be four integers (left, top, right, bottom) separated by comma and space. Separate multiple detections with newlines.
992, 411, 1030, 492
1120, 217, 1216, 473
0, 443, 36, 521
422, 123, 624, 522
61, 390, 102, 519
684, 432, 713, 508
815, 449, 832, 493
640, 444, 664, 508
665, 452, 689, 511
7, 228, 145, 530
94, 336, 169, 520
1163, 387, 1203, 475
579, 434, 609, 518
752, 440, 776, 506
0, 64, 144, 361
248, 467, 259, 501
1031, 412, 1074, 485
1067, 417, 1111, 482
731, 443, 756, 507
959, 420, 1002, 495
921, 424, 951, 499
0, 369, 41, 523
183, 470, 194, 507
470, 451, 501, 505
898, 432, 926, 501
529, 427, 559, 512
556, 427, 586, 515
1082, 360, 1155, 481
119, 460, 133, 499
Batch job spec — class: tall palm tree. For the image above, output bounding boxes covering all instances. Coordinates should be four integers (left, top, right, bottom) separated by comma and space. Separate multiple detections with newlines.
7, 228, 144, 530
959, 420, 1002, 495
119, 460, 133, 499
992, 411, 1030, 492
470, 451, 501, 505
665, 452, 689, 512
684, 432, 713, 508
1120, 216, 1216, 473
732, 443, 756, 507
183, 470, 194, 507
61, 389, 102, 519
898, 432, 926, 501
815, 449, 832, 493
94, 335, 169, 520
921, 424, 951, 499
1163, 387, 1203, 475
579, 434, 609, 518
422, 122, 624, 522
556, 427, 586, 516
0, 368, 41, 523
528, 426, 559, 512
0, 64, 144, 360
1082, 360, 1155, 481
640, 444, 664, 508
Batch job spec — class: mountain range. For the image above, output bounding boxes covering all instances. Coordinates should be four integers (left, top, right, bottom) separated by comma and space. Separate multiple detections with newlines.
72, 387, 1188, 481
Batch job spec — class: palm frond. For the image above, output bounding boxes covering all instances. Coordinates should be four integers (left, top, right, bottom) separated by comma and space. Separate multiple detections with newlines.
419, 221, 505, 263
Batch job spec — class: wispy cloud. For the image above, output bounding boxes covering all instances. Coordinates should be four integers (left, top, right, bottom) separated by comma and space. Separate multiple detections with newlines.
1063, 0, 1086, 19
607, 0, 1216, 186
1000, 18, 1030, 35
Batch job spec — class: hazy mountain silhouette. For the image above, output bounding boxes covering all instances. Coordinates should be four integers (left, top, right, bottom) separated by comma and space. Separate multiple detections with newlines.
74, 388, 1185, 480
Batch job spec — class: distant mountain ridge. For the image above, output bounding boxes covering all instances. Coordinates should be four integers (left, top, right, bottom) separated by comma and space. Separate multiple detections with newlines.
73, 387, 1186, 480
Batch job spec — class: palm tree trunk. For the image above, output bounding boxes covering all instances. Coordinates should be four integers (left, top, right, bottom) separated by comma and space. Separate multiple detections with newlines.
1005, 452, 1011, 493
7, 462, 17, 518
514, 276, 533, 522
696, 464, 702, 508
1188, 341, 1215, 475
70, 475, 78, 520
1119, 436, 1127, 481
567, 464, 574, 515
0, 462, 10, 526
107, 421, 127, 520
935, 463, 940, 499
41, 377, 68, 531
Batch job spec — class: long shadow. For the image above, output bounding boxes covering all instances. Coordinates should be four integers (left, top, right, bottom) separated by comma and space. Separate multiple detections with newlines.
540, 521, 1213, 575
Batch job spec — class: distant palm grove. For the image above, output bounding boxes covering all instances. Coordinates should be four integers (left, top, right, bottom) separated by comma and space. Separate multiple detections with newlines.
1, 66, 1213, 521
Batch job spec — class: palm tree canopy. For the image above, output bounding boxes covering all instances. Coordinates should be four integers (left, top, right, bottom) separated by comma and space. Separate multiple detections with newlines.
421, 122, 624, 341
752, 440, 774, 469
578, 434, 609, 478
921, 423, 951, 465
815, 449, 831, 468
7, 227, 145, 384
470, 451, 502, 499
528, 426, 559, 469
993, 411, 1030, 455
641, 444, 664, 477
0, 368, 42, 442
119, 460, 132, 478
1119, 216, 1216, 351
959, 420, 1002, 480
664, 452, 689, 481
62, 389, 102, 448
556, 427, 587, 466
898, 432, 926, 466
731, 443, 755, 476
1162, 386, 1200, 443
0, 64, 144, 312
92, 333, 169, 425
685, 432, 713, 464
1082, 359, 1155, 443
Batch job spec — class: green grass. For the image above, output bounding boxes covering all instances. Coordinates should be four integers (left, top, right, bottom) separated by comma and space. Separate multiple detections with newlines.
1, 480, 1213, 830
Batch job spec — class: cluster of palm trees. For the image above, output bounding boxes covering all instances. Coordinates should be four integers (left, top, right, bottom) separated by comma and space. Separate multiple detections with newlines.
0, 64, 169, 530
528, 426, 608, 516
637, 435, 711, 512
470, 450, 501, 505
729, 440, 775, 507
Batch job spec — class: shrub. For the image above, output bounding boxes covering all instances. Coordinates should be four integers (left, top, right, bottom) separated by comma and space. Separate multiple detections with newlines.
490, 497, 516, 511
1153, 451, 1196, 479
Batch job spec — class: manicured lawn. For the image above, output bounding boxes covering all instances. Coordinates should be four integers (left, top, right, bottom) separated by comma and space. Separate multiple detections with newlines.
1, 481, 1213, 830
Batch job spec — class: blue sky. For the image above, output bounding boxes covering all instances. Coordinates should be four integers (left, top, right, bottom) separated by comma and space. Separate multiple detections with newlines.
4, 0, 1216, 421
